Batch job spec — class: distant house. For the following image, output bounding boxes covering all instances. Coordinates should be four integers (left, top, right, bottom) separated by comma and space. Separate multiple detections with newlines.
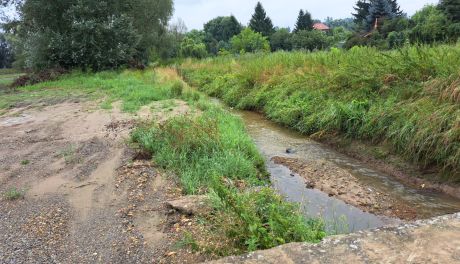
313, 23, 330, 32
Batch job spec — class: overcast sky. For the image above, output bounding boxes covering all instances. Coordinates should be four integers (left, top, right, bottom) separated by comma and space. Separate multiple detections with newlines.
173, 0, 439, 30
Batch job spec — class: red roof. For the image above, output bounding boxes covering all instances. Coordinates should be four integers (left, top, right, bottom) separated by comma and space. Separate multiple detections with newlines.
313, 23, 330, 31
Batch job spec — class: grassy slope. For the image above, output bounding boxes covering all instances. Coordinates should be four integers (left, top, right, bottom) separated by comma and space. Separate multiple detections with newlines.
1, 68, 325, 255
180, 45, 460, 183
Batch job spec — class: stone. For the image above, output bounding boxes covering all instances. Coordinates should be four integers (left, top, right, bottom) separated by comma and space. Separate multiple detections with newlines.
166, 195, 210, 215
206, 213, 460, 264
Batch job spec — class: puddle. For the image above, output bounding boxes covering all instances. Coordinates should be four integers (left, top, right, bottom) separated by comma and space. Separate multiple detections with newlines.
233, 109, 460, 233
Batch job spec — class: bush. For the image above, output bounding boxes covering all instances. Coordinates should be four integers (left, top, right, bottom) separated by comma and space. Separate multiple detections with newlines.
11, 68, 68, 87
270, 28, 292, 51
13, 0, 173, 71
230, 28, 270, 54
291, 30, 332, 51
179, 37, 208, 59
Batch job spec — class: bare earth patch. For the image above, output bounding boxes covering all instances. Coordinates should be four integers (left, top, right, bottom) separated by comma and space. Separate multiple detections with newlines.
0, 99, 205, 263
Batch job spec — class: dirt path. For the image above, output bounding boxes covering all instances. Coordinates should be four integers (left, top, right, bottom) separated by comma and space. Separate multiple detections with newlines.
0, 100, 204, 263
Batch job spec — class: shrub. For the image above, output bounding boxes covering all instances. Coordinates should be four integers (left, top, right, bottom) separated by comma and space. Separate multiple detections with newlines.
291, 30, 332, 51
230, 28, 270, 54
11, 68, 68, 87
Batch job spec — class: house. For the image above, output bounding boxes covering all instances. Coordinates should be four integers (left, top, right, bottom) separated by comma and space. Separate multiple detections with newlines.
313, 23, 330, 32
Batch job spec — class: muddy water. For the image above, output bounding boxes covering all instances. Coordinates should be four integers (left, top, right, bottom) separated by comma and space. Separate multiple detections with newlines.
233, 110, 460, 233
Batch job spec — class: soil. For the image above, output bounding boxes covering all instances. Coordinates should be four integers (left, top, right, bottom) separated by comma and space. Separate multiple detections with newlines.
0, 99, 208, 263
272, 156, 418, 220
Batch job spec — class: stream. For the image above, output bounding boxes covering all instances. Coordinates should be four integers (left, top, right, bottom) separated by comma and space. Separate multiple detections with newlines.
232, 109, 460, 234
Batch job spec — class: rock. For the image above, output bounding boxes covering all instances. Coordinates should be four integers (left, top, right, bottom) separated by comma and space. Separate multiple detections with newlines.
166, 195, 210, 215
286, 148, 296, 154
208, 213, 460, 264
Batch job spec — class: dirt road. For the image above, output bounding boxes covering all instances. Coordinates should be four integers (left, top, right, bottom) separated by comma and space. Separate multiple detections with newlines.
0, 100, 202, 263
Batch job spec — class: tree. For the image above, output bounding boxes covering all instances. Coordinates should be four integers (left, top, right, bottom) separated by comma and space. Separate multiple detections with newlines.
324, 17, 355, 31
366, 0, 398, 28
204, 16, 242, 55
439, 0, 460, 22
249, 2, 274, 37
11, 0, 173, 70
0, 33, 13, 68
291, 30, 331, 51
294, 10, 313, 32
230, 28, 270, 53
409, 5, 448, 43
352, 0, 371, 25
179, 32, 208, 59
270, 28, 292, 51
389, 0, 403, 16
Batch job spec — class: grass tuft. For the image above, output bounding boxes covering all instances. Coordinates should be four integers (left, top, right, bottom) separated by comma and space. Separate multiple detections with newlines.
4, 188, 25, 201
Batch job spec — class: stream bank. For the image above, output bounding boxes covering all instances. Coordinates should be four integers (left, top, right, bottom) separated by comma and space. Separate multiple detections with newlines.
231, 109, 460, 233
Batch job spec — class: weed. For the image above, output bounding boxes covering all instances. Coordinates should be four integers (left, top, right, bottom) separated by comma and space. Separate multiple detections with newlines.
21, 160, 30, 165
59, 145, 78, 164
175, 232, 200, 252
4, 188, 25, 200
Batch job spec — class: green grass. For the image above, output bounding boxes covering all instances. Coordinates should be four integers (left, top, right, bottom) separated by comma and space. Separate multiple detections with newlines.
132, 98, 325, 255
3, 187, 25, 200
180, 44, 460, 183
0, 69, 184, 114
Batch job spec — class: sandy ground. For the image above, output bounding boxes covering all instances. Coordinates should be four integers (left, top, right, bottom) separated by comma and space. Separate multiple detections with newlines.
0, 99, 205, 263
272, 156, 418, 220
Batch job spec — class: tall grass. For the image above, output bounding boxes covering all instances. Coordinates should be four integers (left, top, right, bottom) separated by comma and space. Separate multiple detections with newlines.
180, 44, 460, 182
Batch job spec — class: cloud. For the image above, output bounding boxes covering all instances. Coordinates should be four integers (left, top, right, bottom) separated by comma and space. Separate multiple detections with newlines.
173, 0, 438, 30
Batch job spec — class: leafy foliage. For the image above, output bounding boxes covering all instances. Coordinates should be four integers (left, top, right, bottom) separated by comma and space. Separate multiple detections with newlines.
10, 0, 173, 70
410, 5, 449, 43
180, 31, 208, 59
440, 0, 460, 22
230, 28, 270, 54
203, 16, 242, 55
291, 30, 331, 51
269, 28, 292, 51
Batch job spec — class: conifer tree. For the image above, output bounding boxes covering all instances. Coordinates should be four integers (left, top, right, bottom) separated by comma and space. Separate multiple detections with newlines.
352, 0, 371, 24
249, 2, 274, 37
439, 0, 460, 22
389, 0, 403, 16
366, 0, 400, 29
294, 9, 313, 32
